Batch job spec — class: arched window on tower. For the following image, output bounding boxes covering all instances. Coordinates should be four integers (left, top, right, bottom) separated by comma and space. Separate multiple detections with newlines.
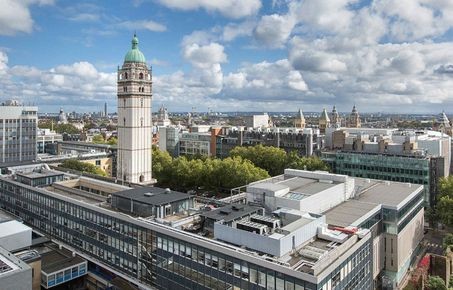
124, 72, 128, 79
123, 86, 127, 92
139, 73, 144, 79
123, 117, 126, 126
123, 99, 126, 107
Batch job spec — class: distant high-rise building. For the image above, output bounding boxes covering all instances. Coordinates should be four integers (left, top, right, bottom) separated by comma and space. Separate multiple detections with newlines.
104, 102, 107, 117
348, 105, 361, 128
0, 100, 37, 167
318, 108, 330, 133
330, 105, 341, 128
294, 108, 306, 128
117, 34, 153, 184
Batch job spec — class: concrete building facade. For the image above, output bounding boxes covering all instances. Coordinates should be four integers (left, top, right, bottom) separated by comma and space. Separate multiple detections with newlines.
0, 100, 38, 167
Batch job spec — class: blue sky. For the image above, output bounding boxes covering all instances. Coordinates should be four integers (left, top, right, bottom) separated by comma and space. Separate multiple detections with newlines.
0, 0, 453, 114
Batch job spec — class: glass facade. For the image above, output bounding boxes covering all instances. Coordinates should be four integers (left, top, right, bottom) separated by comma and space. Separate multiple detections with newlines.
322, 152, 431, 205
0, 177, 373, 290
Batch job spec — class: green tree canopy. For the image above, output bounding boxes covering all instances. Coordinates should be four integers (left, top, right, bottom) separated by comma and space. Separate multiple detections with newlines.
92, 134, 105, 144
437, 176, 453, 227
152, 147, 269, 192
59, 159, 106, 176
39, 121, 80, 134
230, 144, 329, 176
426, 276, 447, 290
443, 233, 453, 251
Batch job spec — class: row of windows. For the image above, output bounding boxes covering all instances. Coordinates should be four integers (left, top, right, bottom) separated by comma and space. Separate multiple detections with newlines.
156, 236, 316, 290
0, 180, 321, 289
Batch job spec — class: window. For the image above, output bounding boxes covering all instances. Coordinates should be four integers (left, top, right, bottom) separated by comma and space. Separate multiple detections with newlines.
124, 72, 128, 79
139, 72, 144, 79
140, 98, 143, 107
140, 118, 144, 127
123, 86, 127, 92
123, 118, 126, 126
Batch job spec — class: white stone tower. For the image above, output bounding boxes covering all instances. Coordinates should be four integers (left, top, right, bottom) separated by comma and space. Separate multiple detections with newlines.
117, 34, 153, 184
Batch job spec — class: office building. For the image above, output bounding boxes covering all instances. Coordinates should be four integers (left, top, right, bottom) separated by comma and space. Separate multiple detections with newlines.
117, 34, 153, 184
215, 127, 317, 158
37, 128, 63, 154
322, 128, 451, 206
244, 113, 269, 128
0, 165, 424, 289
0, 100, 38, 167
158, 126, 180, 156
178, 131, 211, 156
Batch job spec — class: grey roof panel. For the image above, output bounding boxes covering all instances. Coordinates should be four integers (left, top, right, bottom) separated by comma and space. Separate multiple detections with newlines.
113, 187, 192, 206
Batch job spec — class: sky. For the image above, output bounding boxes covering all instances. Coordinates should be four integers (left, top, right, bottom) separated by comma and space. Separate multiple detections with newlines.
0, 0, 453, 114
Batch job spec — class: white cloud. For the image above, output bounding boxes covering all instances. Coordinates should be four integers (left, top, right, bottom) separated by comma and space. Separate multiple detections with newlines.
0, 0, 54, 35
183, 43, 227, 68
156, 0, 262, 18
119, 20, 167, 32
0, 53, 116, 108
254, 14, 296, 48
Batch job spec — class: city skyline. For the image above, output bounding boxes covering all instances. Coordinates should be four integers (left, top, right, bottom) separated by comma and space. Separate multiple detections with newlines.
0, 0, 453, 113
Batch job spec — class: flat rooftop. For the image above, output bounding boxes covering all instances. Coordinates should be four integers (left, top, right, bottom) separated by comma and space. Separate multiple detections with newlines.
355, 179, 422, 208
46, 186, 103, 205
113, 187, 193, 206
324, 200, 378, 227
201, 204, 262, 223
41, 248, 85, 274
279, 177, 338, 195
16, 170, 63, 179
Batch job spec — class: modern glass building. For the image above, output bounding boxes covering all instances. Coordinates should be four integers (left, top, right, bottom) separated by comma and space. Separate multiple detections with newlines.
321, 152, 436, 206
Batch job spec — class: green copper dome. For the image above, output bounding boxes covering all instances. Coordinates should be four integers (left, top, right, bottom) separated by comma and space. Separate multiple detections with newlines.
124, 34, 146, 63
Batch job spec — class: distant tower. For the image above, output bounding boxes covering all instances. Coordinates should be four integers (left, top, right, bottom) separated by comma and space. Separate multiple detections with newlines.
117, 34, 153, 184
319, 108, 330, 133
58, 107, 68, 124
295, 108, 306, 129
104, 102, 107, 117
330, 105, 341, 128
157, 104, 171, 126
348, 105, 361, 128
438, 111, 452, 137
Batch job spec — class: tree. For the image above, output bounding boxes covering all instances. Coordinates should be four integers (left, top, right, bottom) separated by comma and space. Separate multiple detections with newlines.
107, 137, 117, 145
39, 121, 80, 134
151, 147, 269, 192
59, 159, 106, 176
92, 134, 105, 144
230, 144, 329, 176
443, 233, 453, 251
437, 176, 453, 227
286, 151, 330, 171
426, 276, 447, 290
